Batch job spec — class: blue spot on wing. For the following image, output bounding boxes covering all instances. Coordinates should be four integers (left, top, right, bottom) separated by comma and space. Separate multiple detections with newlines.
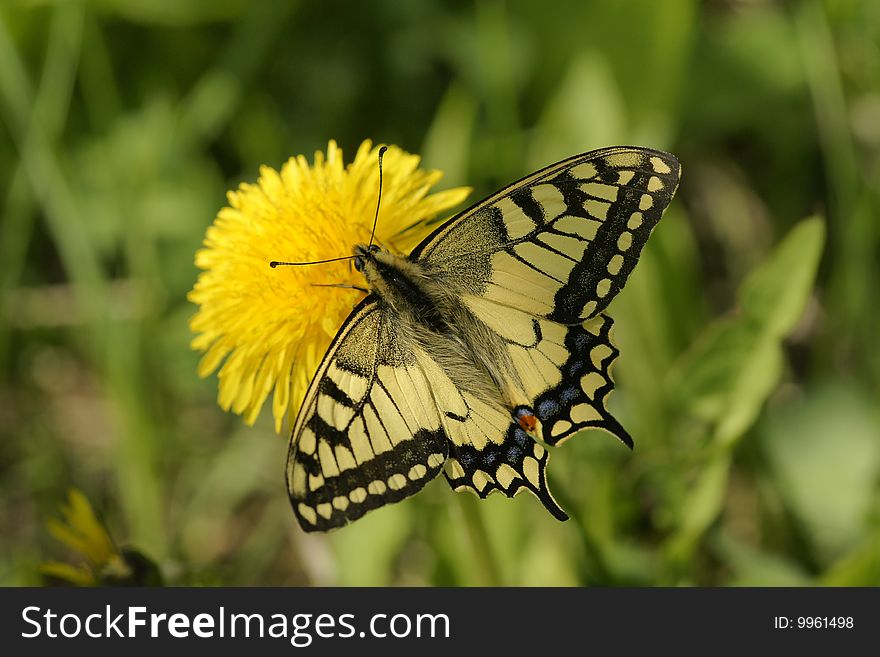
537, 398, 559, 420
560, 386, 580, 405
572, 332, 590, 351
567, 359, 586, 377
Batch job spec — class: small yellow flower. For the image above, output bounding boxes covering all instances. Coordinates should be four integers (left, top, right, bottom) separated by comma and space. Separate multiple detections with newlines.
40, 488, 117, 586
189, 139, 470, 432
41, 489, 162, 586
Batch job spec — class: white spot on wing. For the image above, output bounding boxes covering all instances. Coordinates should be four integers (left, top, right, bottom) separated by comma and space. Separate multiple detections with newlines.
387, 473, 407, 490
522, 456, 540, 487
408, 464, 427, 480
584, 198, 609, 221
495, 463, 518, 489
551, 419, 572, 437
607, 254, 624, 275
580, 371, 606, 399
571, 403, 601, 423
298, 504, 317, 525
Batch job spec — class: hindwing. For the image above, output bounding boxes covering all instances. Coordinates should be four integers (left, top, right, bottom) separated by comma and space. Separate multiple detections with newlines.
439, 311, 628, 516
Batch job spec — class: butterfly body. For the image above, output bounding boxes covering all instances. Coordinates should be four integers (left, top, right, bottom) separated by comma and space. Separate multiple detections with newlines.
355, 243, 531, 415
287, 146, 681, 531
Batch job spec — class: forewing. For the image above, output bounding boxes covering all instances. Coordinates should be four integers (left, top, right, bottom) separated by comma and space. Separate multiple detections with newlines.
411, 146, 680, 323
287, 298, 449, 531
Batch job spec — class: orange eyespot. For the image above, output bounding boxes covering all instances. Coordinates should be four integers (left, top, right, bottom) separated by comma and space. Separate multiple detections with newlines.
518, 412, 537, 433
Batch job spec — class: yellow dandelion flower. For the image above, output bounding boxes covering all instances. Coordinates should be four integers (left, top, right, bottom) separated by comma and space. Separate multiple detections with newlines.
189, 139, 470, 432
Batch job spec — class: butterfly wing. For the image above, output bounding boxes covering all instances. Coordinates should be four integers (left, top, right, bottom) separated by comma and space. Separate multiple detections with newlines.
286, 297, 450, 531
411, 146, 681, 323
440, 312, 625, 517
412, 147, 680, 510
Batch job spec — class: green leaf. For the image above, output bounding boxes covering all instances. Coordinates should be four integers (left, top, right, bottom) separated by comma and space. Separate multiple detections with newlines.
670, 216, 826, 443
760, 383, 880, 564
663, 217, 827, 568
715, 336, 784, 445
713, 532, 814, 587
671, 320, 766, 422
822, 531, 880, 586
664, 454, 731, 569
739, 215, 826, 337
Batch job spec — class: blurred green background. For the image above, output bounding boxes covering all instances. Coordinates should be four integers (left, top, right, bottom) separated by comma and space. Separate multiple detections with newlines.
1, 0, 878, 586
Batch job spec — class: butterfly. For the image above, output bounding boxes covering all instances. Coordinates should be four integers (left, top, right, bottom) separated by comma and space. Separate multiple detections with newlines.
285, 146, 680, 531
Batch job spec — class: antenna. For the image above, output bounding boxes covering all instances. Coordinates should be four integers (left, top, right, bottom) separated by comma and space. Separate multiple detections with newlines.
269, 255, 355, 268
367, 145, 388, 248
269, 145, 388, 268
